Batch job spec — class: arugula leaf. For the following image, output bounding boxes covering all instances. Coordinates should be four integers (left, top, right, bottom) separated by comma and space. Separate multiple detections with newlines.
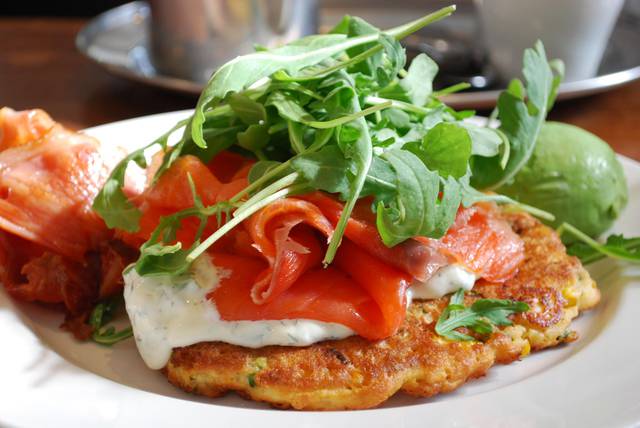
329, 17, 405, 93
134, 242, 192, 277
293, 146, 399, 203
133, 174, 234, 277
266, 91, 315, 123
92, 157, 143, 232
321, 70, 374, 264
399, 54, 438, 106
381, 108, 412, 130
371, 127, 404, 149
228, 92, 267, 125
471, 41, 564, 190
558, 223, 640, 265
435, 289, 529, 341
237, 123, 270, 157
181, 125, 244, 164
98, 11, 570, 279
189, 6, 456, 148
360, 156, 397, 202
248, 160, 286, 185
404, 122, 472, 179
333, 15, 380, 74
291, 146, 352, 199
376, 149, 462, 247
379, 53, 438, 106
458, 122, 504, 158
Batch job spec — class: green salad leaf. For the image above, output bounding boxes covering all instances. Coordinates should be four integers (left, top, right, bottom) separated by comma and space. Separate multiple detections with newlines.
379, 53, 438, 106
189, 6, 456, 149
376, 149, 462, 247
435, 289, 529, 341
320, 70, 374, 264
471, 41, 564, 190
404, 122, 472, 179
291, 145, 352, 199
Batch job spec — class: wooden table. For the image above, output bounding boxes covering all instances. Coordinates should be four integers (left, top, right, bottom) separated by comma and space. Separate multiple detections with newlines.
2, 18, 639, 161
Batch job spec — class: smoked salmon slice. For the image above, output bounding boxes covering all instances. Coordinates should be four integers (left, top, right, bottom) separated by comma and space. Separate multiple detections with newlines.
208, 193, 523, 340
302, 192, 450, 281
122, 155, 224, 248
0, 113, 115, 261
0, 108, 138, 327
245, 198, 333, 304
304, 192, 524, 283
333, 239, 410, 337
209, 252, 398, 340
435, 202, 525, 283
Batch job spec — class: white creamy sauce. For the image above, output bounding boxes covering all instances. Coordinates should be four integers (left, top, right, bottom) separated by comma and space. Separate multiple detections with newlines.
124, 257, 476, 370
410, 264, 476, 299
124, 256, 354, 370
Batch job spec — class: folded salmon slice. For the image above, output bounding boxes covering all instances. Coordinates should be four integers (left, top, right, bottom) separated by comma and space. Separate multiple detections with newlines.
0, 108, 138, 325
305, 192, 524, 283
0, 110, 120, 261
245, 198, 333, 304
428, 202, 525, 282
333, 239, 410, 337
302, 192, 450, 281
235, 197, 410, 337
209, 252, 402, 340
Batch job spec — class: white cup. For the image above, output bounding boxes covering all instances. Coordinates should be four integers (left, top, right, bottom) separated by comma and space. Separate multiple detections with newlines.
475, 0, 625, 82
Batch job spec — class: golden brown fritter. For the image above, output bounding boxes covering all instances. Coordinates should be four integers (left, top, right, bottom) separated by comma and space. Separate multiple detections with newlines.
164, 210, 599, 410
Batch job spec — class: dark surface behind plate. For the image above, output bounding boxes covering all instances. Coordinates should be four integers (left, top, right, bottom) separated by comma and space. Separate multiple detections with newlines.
77, 1, 640, 108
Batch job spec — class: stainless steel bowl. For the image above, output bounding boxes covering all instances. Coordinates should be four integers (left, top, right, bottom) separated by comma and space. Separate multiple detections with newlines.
148, 0, 318, 83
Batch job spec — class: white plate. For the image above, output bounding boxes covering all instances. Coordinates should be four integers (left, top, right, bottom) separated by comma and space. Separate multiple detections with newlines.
1, 111, 639, 428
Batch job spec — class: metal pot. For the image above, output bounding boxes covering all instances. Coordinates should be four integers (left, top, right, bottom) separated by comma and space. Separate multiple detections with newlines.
149, 0, 318, 83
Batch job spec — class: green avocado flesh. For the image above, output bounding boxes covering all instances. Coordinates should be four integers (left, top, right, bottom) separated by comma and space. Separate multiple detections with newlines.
499, 121, 628, 238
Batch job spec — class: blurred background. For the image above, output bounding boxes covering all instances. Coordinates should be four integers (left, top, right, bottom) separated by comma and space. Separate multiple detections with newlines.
4, 0, 639, 102
1, 0, 461, 16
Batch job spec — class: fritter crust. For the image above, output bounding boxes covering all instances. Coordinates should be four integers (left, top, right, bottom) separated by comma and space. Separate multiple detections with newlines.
165, 211, 600, 410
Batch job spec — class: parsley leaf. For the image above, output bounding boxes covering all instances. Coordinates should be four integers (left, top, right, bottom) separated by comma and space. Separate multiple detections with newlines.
435, 289, 529, 341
